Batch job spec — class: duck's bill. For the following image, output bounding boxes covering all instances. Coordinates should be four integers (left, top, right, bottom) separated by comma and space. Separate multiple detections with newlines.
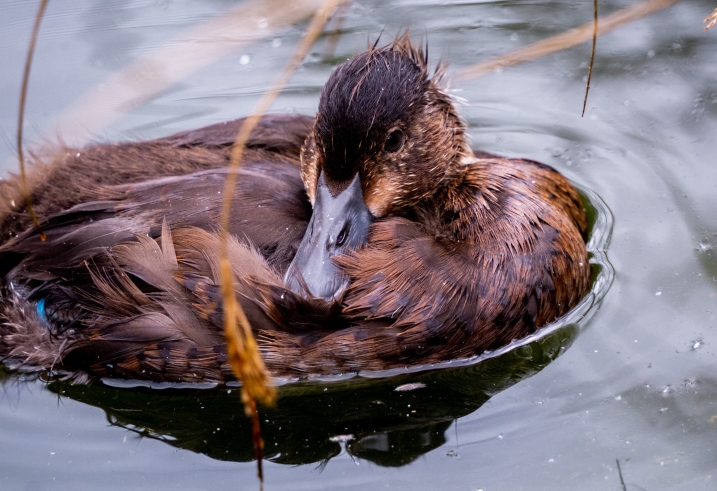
284, 172, 372, 301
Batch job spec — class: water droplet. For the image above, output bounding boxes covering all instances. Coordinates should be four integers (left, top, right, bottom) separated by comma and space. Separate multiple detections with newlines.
240, 55, 250, 65
697, 241, 712, 252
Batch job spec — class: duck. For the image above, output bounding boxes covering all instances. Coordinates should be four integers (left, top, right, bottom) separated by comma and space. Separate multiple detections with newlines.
0, 37, 591, 383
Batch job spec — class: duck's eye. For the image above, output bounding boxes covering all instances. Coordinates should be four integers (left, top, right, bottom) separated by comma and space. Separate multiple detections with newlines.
384, 130, 403, 153
336, 226, 349, 247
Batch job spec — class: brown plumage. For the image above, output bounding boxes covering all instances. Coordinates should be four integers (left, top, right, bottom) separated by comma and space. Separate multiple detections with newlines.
0, 37, 590, 382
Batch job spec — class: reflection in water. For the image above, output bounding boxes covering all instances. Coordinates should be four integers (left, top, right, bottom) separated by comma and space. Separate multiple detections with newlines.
46, 323, 578, 467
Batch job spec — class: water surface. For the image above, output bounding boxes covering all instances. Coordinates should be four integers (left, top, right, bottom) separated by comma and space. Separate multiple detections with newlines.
1, 1, 716, 490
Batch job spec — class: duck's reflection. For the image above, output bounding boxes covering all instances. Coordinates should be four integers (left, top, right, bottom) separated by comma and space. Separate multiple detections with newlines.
46, 323, 577, 467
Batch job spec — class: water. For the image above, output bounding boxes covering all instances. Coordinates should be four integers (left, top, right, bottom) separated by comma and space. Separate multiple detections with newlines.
1, 0, 716, 489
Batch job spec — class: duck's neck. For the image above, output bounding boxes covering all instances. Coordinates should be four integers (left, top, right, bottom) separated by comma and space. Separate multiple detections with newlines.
415, 149, 496, 242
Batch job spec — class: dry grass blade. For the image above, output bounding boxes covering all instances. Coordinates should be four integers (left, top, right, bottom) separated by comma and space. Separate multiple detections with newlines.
705, 8, 717, 30
50, 0, 328, 147
218, 0, 346, 483
220, 0, 346, 409
17, 0, 49, 241
581, 0, 598, 117
455, 0, 682, 82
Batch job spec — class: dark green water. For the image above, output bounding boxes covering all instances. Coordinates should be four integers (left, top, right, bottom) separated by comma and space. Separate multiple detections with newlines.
1, 1, 716, 489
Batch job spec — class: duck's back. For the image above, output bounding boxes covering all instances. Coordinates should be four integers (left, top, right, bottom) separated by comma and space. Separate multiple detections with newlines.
0, 114, 314, 241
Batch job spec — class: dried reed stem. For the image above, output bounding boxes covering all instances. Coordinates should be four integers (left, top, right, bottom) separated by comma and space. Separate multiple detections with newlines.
50, 0, 328, 146
217, 0, 346, 483
455, 0, 682, 81
582, 0, 598, 117
705, 8, 717, 30
17, 0, 49, 241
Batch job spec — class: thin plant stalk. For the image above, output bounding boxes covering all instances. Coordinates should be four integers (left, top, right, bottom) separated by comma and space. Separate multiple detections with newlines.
17, 0, 49, 241
582, 0, 598, 117
455, 0, 682, 81
217, 0, 347, 484
705, 8, 717, 30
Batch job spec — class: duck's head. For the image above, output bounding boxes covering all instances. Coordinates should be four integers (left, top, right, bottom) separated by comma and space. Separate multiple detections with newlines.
284, 37, 472, 300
